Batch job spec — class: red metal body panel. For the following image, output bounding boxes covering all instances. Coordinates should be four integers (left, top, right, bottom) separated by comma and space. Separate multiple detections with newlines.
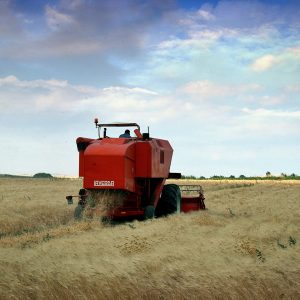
135, 139, 172, 178
78, 137, 173, 193
83, 139, 136, 191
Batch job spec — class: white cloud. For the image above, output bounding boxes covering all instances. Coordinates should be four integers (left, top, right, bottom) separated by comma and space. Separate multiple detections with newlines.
102, 86, 158, 96
259, 95, 284, 105
178, 8, 215, 27
0, 76, 176, 122
158, 28, 238, 51
196, 9, 215, 21
251, 54, 281, 71
242, 107, 300, 118
180, 80, 261, 98
216, 107, 300, 145
0, 75, 69, 89
2, 74, 291, 140
287, 45, 300, 57
189, 28, 237, 41
0, 76, 234, 127
0, 75, 18, 85
250, 45, 300, 72
285, 85, 300, 93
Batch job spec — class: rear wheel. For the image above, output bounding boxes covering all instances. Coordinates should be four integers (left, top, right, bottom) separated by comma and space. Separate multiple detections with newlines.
74, 189, 88, 220
155, 184, 181, 217
74, 204, 84, 219
144, 205, 155, 219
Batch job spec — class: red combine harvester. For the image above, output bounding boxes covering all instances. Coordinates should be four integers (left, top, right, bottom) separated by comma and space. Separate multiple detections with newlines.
66, 119, 205, 220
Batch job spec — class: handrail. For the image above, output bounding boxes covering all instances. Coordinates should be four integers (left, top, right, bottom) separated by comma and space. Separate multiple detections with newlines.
95, 122, 141, 139
96, 122, 140, 131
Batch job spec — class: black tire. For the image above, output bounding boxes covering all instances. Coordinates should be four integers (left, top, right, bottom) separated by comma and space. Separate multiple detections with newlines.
79, 188, 86, 196
74, 204, 84, 220
155, 184, 181, 217
144, 205, 155, 220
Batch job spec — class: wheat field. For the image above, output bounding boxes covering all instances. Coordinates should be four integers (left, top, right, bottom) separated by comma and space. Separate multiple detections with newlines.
0, 178, 299, 299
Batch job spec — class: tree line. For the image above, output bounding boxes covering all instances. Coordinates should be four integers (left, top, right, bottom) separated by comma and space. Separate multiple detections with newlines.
182, 172, 300, 180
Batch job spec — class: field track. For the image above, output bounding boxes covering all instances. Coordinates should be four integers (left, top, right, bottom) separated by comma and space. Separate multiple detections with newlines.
0, 178, 299, 299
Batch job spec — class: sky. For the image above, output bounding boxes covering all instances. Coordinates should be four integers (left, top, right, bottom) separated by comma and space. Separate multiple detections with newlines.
0, 0, 299, 177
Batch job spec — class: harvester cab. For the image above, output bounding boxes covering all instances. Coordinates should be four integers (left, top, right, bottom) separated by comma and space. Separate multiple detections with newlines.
66, 118, 205, 220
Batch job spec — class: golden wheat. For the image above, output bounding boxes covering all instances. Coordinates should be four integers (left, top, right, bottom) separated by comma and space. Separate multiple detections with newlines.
0, 178, 299, 299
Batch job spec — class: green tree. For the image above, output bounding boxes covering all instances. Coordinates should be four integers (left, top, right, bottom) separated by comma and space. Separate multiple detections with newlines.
33, 173, 53, 178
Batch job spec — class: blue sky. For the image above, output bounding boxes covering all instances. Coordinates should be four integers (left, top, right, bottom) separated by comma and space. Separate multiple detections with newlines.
0, 0, 299, 177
